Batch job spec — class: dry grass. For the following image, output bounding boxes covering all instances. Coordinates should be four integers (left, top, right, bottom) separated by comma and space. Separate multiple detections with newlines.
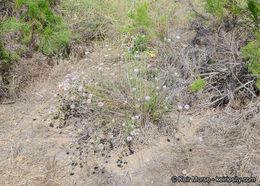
0, 42, 259, 186
165, 18, 259, 108
0, 0, 259, 185
191, 102, 260, 178
105, 101, 260, 185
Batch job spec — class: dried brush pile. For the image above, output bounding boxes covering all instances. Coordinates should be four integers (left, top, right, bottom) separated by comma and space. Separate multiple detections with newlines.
0, 0, 12, 17
167, 18, 259, 108
190, 20, 259, 107
192, 101, 260, 179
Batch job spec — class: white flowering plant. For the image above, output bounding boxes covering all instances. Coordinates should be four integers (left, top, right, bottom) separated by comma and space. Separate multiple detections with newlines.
46, 33, 176, 167
122, 33, 151, 55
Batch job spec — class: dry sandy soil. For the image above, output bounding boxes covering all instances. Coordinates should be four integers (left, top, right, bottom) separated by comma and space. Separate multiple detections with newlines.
0, 53, 259, 186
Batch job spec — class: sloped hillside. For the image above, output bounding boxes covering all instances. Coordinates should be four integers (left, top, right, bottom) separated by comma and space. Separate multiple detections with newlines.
0, 0, 259, 185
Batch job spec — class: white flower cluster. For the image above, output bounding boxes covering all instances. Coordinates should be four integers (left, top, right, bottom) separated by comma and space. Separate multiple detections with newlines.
177, 104, 191, 111
58, 72, 88, 92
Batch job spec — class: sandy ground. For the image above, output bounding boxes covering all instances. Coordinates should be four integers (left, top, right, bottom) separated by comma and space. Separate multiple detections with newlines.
0, 59, 191, 185
0, 55, 259, 186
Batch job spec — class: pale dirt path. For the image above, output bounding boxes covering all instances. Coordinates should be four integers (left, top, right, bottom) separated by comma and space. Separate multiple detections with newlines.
0, 60, 115, 186
0, 52, 206, 186
0, 81, 204, 186
103, 112, 206, 186
0, 1, 207, 185
0, 81, 74, 185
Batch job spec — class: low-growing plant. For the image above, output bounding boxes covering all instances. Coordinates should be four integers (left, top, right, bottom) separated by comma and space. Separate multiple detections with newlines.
122, 33, 151, 55
204, 0, 259, 25
0, 17, 31, 45
127, 1, 152, 33
122, 59, 170, 121
123, 1, 153, 54
247, 0, 260, 27
0, 40, 11, 65
242, 32, 260, 89
205, 0, 226, 21
0, 39, 18, 68
49, 58, 170, 127
190, 77, 206, 92
46, 51, 174, 167
3, 0, 73, 56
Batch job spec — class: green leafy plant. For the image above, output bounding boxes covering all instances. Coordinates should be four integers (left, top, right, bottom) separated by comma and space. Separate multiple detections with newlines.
155, 15, 168, 40
247, 0, 260, 27
190, 77, 206, 92
130, 34, 150, 54
242, 32, 260, 89
203, 0, 259, 26
0, 41, 11, 65
0, 17, 32, 45
123, 1, 153, 54
128, 1, 152, 33
205, 0, 225, 21
12, 0, 71, 55
0, 39, 19, 68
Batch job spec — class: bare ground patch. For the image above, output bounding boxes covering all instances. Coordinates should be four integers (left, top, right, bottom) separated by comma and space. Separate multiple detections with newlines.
0, 51, 259, 186
0, 12, 259, 185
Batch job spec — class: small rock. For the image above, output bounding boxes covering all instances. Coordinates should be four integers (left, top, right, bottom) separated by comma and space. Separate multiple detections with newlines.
94, 166, 98, 170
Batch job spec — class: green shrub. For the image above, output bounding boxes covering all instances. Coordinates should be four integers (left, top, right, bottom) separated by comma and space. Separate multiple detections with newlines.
129, 34, 151, 54
128, 1, 152, 33
121, 1, 155, 55
1, 18, 27, 33
247, 0, 260, 27
203, 0, 259, 27
0, 40, 19, 72
0, 17, 32, 45
0, 41, 11, 65
39, 24, 71, 55
11, 0, 72, 55
242, 32, 260, 89
190, 77, 206, 92
205, 0, 226, 21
